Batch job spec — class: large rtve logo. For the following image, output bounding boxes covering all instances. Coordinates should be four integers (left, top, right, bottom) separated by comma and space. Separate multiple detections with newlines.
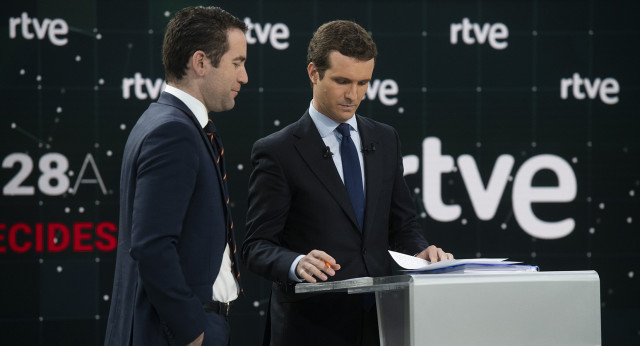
404, 137, 578, 240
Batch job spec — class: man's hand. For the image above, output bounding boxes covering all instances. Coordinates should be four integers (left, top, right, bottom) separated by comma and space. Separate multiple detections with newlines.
186, 332, 204, 346
296, 250, 341, 283
416, 245, 454, 263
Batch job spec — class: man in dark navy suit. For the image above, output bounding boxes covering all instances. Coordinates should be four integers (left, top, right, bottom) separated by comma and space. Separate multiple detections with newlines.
242, 20, 453, 346
105, 6, 247, 346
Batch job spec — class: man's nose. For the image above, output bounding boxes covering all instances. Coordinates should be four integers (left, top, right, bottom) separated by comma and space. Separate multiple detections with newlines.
345, 83, 357, 101
238, 66, 248, 84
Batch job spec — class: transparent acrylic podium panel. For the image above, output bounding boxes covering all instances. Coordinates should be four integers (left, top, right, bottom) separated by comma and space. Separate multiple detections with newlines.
297, 271, 601, 346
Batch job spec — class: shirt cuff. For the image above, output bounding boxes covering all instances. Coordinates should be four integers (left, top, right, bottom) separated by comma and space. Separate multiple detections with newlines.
288, 254, 305, 282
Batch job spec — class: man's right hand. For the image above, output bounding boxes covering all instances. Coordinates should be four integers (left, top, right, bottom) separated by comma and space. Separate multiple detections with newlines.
296, 250, 341, 283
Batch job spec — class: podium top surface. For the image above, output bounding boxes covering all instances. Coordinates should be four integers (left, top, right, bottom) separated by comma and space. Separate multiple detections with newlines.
295, 270, 599, 294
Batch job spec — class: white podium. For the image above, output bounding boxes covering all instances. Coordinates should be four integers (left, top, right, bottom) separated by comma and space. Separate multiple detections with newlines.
297, 271, 601, 346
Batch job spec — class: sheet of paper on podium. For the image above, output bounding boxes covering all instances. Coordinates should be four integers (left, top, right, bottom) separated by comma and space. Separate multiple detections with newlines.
388, 250, 539, 274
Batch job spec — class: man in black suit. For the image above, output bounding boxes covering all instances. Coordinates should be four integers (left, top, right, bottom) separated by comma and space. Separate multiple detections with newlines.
242, 20, 453, 346
105, 7, 247, 346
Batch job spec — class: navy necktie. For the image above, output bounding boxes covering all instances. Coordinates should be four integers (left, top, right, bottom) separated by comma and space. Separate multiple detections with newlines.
337, 123, 365, 230
204, 119, 242, 292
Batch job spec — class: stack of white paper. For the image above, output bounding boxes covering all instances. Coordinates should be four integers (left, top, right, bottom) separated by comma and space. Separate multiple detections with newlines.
388, 250, 538, 274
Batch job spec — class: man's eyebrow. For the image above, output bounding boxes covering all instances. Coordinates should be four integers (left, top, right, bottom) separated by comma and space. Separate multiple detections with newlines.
331, 76, 371, 83
233, 55, 246, 62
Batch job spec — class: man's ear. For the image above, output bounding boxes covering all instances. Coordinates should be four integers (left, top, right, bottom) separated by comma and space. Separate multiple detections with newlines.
307, 62, 319, 84
190, 50, 208, 76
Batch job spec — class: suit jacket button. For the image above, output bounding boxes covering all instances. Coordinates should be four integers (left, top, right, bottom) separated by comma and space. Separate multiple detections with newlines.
361, 248, 367, 255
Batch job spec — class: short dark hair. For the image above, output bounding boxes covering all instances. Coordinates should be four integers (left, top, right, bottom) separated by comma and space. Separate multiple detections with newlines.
162, 6, 247, 83
307, 20, 378, 79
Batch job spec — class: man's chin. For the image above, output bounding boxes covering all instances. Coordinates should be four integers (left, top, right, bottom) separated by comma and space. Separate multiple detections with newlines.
212, 100, 236, 113
337, 106, 358, 117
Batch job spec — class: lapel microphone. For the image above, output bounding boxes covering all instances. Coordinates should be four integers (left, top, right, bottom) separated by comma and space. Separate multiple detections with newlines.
323, 146, 334, 159
323, 144, 374, 158
361, 143, 376, 155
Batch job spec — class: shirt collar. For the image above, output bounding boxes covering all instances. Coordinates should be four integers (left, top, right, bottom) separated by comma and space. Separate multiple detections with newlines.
164, 84, 209, 128
308, 100, 359, 138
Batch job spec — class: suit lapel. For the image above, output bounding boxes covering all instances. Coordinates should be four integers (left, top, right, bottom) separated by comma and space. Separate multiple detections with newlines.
293, 112, 361, 232
357, 116, 383, 236
157, 92, 240, 286
157, 92, 226, 206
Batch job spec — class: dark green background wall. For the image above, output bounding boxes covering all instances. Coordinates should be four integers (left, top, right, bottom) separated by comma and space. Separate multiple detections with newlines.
1, 0, 638, 344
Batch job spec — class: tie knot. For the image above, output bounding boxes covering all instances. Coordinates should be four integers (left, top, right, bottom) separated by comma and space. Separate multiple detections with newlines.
204, 119, 216, 134
337, 123, 352, 138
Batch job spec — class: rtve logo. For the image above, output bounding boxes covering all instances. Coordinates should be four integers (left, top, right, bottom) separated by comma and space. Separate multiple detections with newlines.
8, 12, 69, 46
122, 73, 164, 100
561, 73, 620, 105
450, 17, 509, 50
243, 17, 290, 50
366, 79, 399, 106
403, 137, 577, 240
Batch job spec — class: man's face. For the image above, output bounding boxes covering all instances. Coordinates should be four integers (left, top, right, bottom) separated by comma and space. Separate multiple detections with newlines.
308, 51, 374, 123
202, 28, 248, 113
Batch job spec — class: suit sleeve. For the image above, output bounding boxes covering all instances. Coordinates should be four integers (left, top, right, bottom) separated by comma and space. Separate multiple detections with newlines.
387, 129, 430, 255
242, 138, 302, 284
129, 121, 206, 344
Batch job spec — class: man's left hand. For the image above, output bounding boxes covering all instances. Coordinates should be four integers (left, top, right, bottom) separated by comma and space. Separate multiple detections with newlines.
416, 245, 454, 263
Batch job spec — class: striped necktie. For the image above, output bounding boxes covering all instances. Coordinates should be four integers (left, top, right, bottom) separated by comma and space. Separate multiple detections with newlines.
204, 119, 242, 292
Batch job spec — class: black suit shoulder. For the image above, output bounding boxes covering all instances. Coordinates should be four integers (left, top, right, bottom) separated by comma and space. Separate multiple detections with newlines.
357, 114, 399, 138
357, 113, 393, 129
253, 121, 297, 149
